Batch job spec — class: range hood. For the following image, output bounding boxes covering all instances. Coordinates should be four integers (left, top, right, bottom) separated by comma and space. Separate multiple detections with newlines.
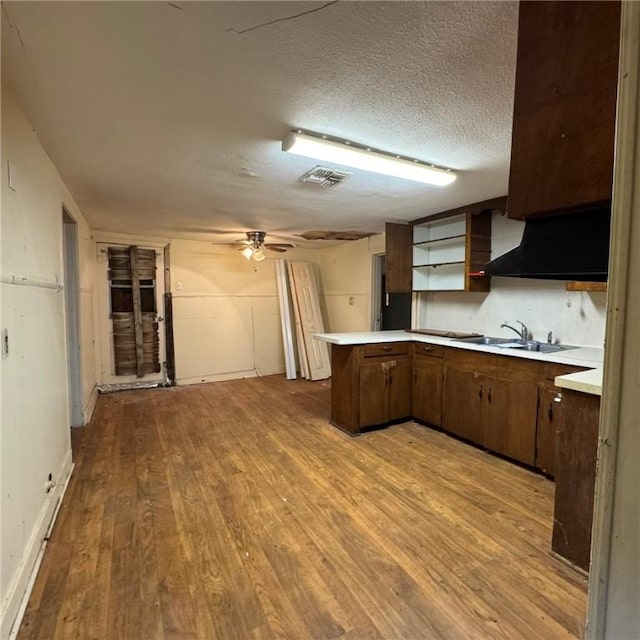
485, 207, 611, 281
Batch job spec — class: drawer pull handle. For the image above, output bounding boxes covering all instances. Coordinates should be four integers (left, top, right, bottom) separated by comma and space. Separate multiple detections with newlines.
422, 346, 434, 352
382, 346, 392, 352
488, 387, 492, 404
478, 384, 483, 400
548, 404, 553, 421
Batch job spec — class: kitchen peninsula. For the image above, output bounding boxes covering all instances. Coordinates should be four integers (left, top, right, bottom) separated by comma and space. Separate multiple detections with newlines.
315, 330, 604, 571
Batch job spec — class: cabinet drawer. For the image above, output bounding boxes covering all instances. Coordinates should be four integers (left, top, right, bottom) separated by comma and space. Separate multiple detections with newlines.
363, 342, 409, 358
413, 343, 444, 359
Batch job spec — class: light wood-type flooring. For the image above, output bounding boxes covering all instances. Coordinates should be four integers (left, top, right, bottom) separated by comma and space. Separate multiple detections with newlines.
18, 375, 587, 639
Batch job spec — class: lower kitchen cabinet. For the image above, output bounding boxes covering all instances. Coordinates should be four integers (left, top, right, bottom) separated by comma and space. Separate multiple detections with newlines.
483, 378, 538, 466
443, 366, 538, 464
330, 342, 411, 435
443, 367, 484, 445
359, 358, 411, 428
552, 389, 600, 571
412, 343, 443, 427
535, 386, 562, 476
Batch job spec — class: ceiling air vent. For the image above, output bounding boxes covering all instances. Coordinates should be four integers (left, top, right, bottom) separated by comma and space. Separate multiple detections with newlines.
298, 166, 352, 188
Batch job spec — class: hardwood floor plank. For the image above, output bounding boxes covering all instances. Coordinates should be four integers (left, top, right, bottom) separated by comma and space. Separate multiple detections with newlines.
17, 375, 587, 639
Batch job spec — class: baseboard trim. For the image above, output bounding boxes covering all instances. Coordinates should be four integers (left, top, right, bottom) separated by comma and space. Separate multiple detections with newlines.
1, 450, 75, 640
177, 366, 285, 386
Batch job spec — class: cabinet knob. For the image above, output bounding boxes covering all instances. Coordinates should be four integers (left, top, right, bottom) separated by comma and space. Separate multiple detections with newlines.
554, 393, 563, 403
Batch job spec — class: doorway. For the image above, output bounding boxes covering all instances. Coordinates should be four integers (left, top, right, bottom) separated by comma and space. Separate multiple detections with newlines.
62, 209, 84, 427
97, 243, 167, 385
372, 255, 412, 331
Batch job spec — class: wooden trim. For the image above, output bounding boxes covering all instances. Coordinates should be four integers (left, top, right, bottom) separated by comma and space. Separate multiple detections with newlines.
410, 196, 507, 226
586, 2, 640, 637
129, 246, 145, 378
566, 281, 608, 292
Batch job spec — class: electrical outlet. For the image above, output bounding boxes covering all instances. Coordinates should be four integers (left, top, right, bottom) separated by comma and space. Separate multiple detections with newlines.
1, 329, 8, 359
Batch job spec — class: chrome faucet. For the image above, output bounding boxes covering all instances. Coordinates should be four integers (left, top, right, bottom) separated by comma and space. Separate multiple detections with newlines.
501, 320, 529, 341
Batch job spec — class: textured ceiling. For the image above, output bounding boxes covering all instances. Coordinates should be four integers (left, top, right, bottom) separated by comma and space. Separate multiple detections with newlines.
2, 1, 518, 245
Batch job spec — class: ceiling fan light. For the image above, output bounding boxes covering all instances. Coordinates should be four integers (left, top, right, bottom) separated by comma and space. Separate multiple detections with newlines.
240, 246, 254, 260
282, 131, 456, 186
252, 247, 266, 261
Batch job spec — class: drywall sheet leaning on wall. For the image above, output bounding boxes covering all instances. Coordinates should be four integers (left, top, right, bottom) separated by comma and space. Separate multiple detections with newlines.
288, 262, 331, 381
287, 262, 310, 379
275, 259, 297, 379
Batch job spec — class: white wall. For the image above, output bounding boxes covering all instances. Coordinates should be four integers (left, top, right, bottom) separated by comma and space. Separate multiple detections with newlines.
317, 234, 385, 333
169, 240, 322, 384
164, 235, 384, 385
416, 213, 607, 347
0, 92, 96, 637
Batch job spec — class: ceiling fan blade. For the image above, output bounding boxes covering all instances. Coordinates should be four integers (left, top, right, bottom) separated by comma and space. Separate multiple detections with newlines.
266, 243, 295, 249
265, 246, 288, 253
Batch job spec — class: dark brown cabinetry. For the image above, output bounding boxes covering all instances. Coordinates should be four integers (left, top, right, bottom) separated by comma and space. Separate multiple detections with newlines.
535, 387, 562, 477
384, 223, 412, 293
508, 1, 621, 219
442, 367, 484, 445
412, 343, 444, 427
443, 353, 538, 465
483, 378, 539, 466
552, 390, 600, 571
330, 342, 411, 435
534, 363, 586, 477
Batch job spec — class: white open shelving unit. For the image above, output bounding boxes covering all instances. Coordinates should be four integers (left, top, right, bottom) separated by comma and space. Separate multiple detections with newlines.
412, 214, 467, 291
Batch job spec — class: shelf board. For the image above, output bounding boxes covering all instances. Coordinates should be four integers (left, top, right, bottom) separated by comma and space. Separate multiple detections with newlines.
413, 234, 466, 248
413, 261, 465, 269
566, 281, 607, 292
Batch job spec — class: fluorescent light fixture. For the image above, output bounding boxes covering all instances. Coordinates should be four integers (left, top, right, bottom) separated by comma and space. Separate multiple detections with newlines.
282, 130, 456, 186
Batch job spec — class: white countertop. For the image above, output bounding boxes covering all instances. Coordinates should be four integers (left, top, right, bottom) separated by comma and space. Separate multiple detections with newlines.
554, 368, 603, 396
314, 330, 604, 369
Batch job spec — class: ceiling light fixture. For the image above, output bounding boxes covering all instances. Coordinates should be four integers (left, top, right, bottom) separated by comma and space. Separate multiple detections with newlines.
282, 130, 456, 186
241, 232, 268, 261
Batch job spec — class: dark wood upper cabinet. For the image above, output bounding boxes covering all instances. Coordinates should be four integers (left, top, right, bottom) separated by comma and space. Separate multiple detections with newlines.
385, 222, 412, 293
507, 1, 621, 220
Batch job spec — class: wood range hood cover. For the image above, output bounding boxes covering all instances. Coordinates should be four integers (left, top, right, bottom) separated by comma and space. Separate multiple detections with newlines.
485, 206, 611, 282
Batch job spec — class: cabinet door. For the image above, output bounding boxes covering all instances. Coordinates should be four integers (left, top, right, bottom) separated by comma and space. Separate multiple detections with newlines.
508, 1, 621, 219
552, 391, 600, 571
535, 387, 562, 476
483, 378, 538, 466
385, 223, 412, 293
388, 358, 411, 422
358, 361, 389, 427
412, 358, 443, 427
443, 368, 483, 445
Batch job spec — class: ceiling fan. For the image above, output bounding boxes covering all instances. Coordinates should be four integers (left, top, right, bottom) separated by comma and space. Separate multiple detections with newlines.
216, 231, 295, 261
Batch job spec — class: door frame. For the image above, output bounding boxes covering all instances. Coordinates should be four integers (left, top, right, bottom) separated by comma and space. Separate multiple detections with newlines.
96, 242, 167, 385
62, 208, 84, 427
371, 253, 384, 331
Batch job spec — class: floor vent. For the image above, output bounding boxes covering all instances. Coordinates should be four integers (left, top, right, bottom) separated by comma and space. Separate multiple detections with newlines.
298, 166, 352, 187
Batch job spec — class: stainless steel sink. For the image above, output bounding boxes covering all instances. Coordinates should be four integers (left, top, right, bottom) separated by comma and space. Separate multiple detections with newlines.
456, 336, 514, 345
456, 336, 578, 353
516, 341, 578, 353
